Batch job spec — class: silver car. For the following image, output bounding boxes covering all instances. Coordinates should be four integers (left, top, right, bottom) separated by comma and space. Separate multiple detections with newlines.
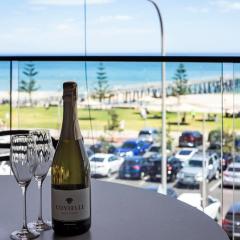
223, 162, 240, 187
177, 152, 220, 187
138, 128, 160, 143
143, 144, 171, 159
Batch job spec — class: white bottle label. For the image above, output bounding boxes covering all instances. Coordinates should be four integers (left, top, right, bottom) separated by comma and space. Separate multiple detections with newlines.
52, 188, 90, 222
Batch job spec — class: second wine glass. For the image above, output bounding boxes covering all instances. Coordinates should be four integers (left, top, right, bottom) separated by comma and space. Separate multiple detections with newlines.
28, 129, 54, 232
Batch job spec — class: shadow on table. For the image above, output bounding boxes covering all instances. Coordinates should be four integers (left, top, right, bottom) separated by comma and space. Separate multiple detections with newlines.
40, 231, 92, 240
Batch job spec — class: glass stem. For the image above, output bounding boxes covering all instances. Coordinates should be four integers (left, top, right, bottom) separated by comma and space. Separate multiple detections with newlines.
21, 186, 28, 230
37, 179, 43, 222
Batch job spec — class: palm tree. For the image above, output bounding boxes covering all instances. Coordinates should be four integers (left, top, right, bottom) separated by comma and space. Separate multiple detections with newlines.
19, 63, 40, 106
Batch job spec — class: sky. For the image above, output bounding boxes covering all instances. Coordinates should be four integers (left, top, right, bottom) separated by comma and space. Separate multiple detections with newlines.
0, 0, 240, 55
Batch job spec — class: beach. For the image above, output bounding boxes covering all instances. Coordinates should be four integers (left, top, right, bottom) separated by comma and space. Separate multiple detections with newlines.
0, 90, 240, 113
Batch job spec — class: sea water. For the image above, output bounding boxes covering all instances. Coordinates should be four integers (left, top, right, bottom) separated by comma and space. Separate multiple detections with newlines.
0, 59, 239, 92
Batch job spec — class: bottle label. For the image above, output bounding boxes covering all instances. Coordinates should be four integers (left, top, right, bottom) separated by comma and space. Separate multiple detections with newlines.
52, 188, 90, 222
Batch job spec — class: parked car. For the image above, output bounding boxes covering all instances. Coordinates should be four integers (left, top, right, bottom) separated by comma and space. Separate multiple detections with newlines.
177, 152, 219, 187
236, 136, 240, 151
221, 152, 233, 171
146, 154, 182, 182
85, 147, 94, 158
223, 162, 240, 187
138, 128, 160, 143
143, 143, 171, 159
177, 193, 221, 221
89, 142, 116, 154
179, 131, 203, 148
90, 153, 123, 177
222, 202, 240, 238
207, 143, 233, 171
235, 155, 240, 163
174, 148, 198, 166
115, 139, 151, 157
144, 185, 178, 198
118, 156, 148, 179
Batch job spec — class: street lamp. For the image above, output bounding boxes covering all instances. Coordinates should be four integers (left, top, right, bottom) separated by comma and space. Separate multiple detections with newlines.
146, 0, 167, 195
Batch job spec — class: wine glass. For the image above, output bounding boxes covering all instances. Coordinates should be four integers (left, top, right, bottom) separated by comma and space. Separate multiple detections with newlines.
10, 134, 40, 240
28, 129, 54, 232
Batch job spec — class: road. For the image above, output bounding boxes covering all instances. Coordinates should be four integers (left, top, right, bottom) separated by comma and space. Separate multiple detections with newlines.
96, 173, 239, 226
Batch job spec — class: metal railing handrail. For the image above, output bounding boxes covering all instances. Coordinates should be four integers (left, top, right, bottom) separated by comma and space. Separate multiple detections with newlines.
0, 55, 240, 62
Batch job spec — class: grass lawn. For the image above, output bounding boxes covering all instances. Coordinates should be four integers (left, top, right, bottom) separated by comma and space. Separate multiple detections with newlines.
0, 104, 238, 133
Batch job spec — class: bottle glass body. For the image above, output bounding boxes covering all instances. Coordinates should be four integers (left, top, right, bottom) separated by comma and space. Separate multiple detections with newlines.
51, 83, 91, 236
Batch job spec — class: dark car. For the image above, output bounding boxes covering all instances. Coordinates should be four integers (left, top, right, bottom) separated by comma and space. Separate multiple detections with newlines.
207, 143, 233, 171
89, 142, 117, 154
235, 136, 240, 151
235, 155, 240, 163
115, 139, 151, 157
146, 154, 182, 182
86, 148, 94, 158
119, 156, 148, 179
222, 202, 240, 238
221, 152, 233, 171
179, 131, 203, 148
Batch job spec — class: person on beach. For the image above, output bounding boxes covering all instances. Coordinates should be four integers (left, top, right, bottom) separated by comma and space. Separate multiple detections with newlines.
191, 111, 196, 120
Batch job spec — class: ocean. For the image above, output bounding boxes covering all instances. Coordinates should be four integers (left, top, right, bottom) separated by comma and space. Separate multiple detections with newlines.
0, 60, 239, 92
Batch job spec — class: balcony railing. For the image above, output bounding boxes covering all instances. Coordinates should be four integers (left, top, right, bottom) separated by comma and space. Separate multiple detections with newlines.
0, 55, 240, 239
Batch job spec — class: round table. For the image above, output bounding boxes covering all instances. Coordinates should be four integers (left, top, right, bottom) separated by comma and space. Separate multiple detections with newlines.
0, 176, 229, 240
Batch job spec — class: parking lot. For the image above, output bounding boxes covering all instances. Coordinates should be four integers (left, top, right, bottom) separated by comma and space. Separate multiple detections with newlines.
97, 173, 238, 224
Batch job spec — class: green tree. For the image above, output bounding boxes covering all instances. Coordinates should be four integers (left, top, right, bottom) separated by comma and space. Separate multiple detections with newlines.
172, 63, 188, 96
19, 63, 40, 106
107, 109, 120, 130
208, 129, 235, 153
172, 63, 188, 124
93, 62, 112, 103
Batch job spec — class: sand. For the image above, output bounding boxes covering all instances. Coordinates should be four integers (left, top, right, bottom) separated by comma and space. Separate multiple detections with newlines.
0, 91, 240, 114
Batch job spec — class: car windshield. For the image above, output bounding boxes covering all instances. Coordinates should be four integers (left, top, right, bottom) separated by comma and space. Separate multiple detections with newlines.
178, 150, 192, 155
228, 167, 240, 172
125, 160, 140, 165
139, 131, 151, 135
182, 132, 193, 137
149, 146, 161, 152
91, 157, 104, 162
225, 212, 240, 221
235, 156, 240, 162
168, 157, 178, 163
208, 144, 221, 150
122, 142, 137, 149
188, 160, 203, 167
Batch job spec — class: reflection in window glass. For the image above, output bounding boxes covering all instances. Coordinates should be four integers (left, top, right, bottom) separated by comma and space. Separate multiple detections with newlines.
0, 62, 10, 130
0, 62, 11, 175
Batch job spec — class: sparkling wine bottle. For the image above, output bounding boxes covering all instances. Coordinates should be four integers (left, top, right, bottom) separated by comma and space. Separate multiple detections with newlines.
51, 81, 91, 236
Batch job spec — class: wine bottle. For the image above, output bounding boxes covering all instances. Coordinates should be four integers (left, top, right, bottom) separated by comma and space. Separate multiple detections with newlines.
51, 81, 91, 236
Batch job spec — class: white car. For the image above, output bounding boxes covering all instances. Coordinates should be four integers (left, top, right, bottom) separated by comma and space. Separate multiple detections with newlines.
177, 193, 221, 221
175, 148, 198, 166
90, 153, 123, 177
223, 162, 240, 187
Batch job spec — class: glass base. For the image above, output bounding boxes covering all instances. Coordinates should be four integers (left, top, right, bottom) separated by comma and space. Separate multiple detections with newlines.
28, 220, 52, 232
10, 228, 40, 240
